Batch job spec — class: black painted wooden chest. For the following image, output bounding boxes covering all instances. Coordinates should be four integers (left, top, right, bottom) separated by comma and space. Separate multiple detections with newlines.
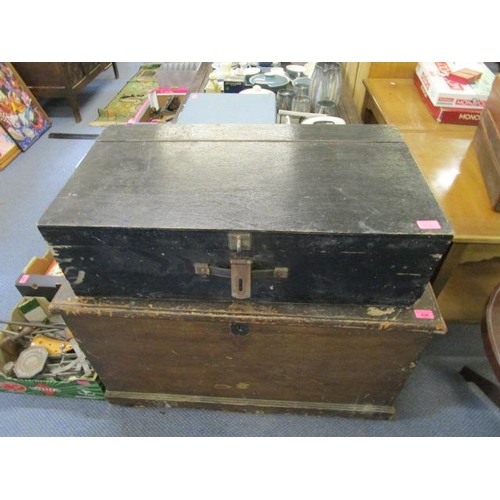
38, 124, 453, 305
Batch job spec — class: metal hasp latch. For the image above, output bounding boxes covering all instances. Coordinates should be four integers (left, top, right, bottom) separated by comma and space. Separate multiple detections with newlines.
228, 233, 251, 252
194, 232, 289, 300
230, 258, 252, 299
229, 233, 252, 299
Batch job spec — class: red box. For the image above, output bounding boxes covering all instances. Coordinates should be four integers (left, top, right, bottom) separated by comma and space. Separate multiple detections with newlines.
448, 68, 483, 85
416, 62, 494, 109
413, 73, 482, 126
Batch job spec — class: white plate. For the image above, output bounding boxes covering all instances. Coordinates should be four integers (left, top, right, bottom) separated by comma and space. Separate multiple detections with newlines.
212, 62, 238, 69
239, 85, 274, 95
301, 116, 346, 125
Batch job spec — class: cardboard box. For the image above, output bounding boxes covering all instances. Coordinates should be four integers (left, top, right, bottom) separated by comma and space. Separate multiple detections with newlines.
413, 73, 482, 125
15, 249, 67, 301
448, 68, 482, 85
127, 88, 187, 124
0, 297, 105, 399
416, 62, 495, 109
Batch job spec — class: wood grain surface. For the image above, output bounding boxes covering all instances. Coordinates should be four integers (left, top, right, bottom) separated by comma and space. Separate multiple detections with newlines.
52, 284, 444, 418
363, 78, 478, 132
402, 130, 500, 244
38, 125, 452, 304
40, 125, 451, 236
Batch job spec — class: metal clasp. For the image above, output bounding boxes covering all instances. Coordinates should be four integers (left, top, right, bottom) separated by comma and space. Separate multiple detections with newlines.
228, 233, 251, 253
230, 258, 252, 299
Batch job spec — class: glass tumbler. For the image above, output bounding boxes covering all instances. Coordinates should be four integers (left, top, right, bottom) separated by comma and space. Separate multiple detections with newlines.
277, 89, 295, 111
292, 95, 311, 113
294, 83, 309, 97
314, 100, 336, 116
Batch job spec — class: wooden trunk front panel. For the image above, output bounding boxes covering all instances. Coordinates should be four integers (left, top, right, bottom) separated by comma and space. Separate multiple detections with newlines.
53, 285, 445, 418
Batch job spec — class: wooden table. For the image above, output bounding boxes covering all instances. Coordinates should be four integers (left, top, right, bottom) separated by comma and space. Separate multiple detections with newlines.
363, 77, 500, 322
363, 78, 470, 132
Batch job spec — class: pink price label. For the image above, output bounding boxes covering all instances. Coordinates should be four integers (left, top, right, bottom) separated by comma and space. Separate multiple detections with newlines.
414, 309, 435, 320
417, 220, 442, 230
18, 274, 30, 284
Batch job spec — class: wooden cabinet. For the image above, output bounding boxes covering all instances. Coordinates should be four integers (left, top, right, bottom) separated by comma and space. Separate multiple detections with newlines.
11, 62, 119, 122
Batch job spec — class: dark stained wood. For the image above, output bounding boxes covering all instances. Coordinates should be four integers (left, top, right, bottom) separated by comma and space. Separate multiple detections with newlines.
61, 63, 82, 122
96, 122, 402, 143
38, 124, 452, 305
52, 284, 445, 419
460, 282, 500, 407
474, 106, 500, 212
12, 62, 118, 123
460, 367, 500, 409
482, 282, 500, 382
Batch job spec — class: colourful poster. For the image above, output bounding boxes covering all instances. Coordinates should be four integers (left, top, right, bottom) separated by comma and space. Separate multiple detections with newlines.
0, 126, 16, 157
0, 62, 51, 151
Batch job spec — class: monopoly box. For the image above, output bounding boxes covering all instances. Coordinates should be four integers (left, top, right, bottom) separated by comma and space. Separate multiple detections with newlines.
416, 62, 495, 110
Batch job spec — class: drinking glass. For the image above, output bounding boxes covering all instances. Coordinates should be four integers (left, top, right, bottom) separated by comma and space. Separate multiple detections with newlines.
292, 95, 311, 113
314, 100, 336, 116
294, 83, 309, 97
277, 89, 295, 111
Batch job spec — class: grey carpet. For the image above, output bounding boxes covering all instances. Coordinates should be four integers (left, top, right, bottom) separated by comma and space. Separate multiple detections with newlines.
1, 63, 499, 436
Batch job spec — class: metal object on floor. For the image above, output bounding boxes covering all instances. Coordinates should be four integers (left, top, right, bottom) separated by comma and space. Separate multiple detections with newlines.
48, 133, 100, 140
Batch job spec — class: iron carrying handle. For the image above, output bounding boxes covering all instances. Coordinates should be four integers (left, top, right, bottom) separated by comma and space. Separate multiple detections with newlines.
194, 260, 288, 300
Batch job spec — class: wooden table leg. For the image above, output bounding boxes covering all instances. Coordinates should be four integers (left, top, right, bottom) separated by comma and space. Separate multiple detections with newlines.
361, 93, 374, 123
61, 64, 82, 123
66, 88, 82, 123
431, 242, 467, 297
361, 92, 387, 125
460, 366, 500, 409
